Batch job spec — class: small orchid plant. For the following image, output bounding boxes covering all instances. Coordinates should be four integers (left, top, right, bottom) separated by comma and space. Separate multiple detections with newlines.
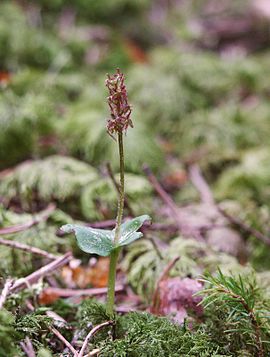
61, 69, 151, 317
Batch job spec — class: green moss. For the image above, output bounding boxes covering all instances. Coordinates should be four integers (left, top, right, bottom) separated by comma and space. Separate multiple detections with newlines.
200, 270, 270, 356
0, 309, 20, 356
76, 300, 225, 356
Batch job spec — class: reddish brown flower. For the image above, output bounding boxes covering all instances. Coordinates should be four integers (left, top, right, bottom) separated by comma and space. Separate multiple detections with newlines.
105, 68, 133, 138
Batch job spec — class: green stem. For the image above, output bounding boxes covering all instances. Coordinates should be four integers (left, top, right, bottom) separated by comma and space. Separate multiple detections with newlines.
106, 132, 125, 317
106, 247, 120, 317
114, 132, 125, 244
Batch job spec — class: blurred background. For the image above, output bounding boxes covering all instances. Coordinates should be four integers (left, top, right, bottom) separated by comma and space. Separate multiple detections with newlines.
1, 0, 270, 268
2, 4, 270, 355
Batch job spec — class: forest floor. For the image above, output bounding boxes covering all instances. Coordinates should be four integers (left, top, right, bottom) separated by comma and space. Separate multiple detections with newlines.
1, 1, 270, 356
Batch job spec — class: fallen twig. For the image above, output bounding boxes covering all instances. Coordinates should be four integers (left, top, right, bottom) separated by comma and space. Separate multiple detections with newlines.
188, 163, 270, 247
46, 310, 67, 327
51, 327, 78, 356
143, 165, 203, 239
151, 256, 180, 313
26, 300, 78, 356
10, 252, 72, 293
159, 256, 181, 282
20, 337, 36, 357
218, 207, 270, 247
0, 278, 13, 309
78, 321, 114, 357
84, 348, 100, 356
0, 237, 58, 260
0, 203, 56, 236
115, 305, 137, 313
188, 163, 215, 205
143, 164, 180, 226
149, 236, 164, 260
40, 285, 124, 298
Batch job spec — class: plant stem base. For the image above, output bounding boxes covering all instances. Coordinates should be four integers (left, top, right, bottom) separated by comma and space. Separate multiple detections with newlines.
106, 247, 120, 317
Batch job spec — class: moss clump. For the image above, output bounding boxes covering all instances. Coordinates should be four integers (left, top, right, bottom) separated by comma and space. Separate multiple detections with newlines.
0, 309, 20, 356
76, 300, 223, 357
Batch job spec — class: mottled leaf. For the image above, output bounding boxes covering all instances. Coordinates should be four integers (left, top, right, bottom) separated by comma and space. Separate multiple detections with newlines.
61, 224, 114, 256
119, 231, 143, 247
118, 215, 151, 246
61, 215, 151, 256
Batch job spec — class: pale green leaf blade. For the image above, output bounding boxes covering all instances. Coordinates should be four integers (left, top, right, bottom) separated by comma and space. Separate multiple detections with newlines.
118, 215, 151, 246
61, 224, 114, 256
119, 232, 143, 247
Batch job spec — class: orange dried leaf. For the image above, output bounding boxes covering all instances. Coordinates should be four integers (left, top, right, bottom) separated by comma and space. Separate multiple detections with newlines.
163, 170, 187, 189
61, 257, 109, 288
39, 290, 59, 305
0, 71, 11, 84
154, 277, 203, 324
124, 39, 148, 63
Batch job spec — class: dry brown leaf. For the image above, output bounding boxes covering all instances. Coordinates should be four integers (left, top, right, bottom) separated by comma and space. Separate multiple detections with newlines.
39, 290, 59, 305
124, 39, 148, 63
163, 170, 187, 189
0, 71, 11, 86
154, 277, 203, 324
61, 257, 109, 288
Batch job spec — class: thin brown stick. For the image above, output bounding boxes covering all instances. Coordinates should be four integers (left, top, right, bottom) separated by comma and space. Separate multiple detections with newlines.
106, 162, 134, 216
40, 285, 124, 298
157, 256, 180, 285
83, 348, 100, 356
149, 236, 164, 260
143, 165, 202, 239
0, 237, 58, 260
143, 165, 180, 225
218, 207, 270, 247
0, 203, 56, 235
78, 321, 113, 357
188, 163, 215, 205
10, 252, 72, 293
86, 220, 115, 229
188, 163, 270, 248
20, 337, 36, 357
46, 310, 66, 325
26, 301, 78, 356
115, 306, 136, 313
0, 278, 13, 309
151, 256, 180, 313
142, 222, 179, 233
51, 327, 78, 356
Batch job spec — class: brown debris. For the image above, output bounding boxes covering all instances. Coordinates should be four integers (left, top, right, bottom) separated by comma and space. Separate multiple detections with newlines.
154, 277, 203, 324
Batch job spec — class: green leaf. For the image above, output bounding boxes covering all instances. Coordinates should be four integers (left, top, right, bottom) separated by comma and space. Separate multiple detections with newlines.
118, 215, 151, 246
119, 231, 143, 246
61, 215, 151, 256
61, 224, 114, 256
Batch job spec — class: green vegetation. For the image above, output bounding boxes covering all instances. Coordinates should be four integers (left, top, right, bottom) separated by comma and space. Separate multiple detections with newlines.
1, 0, 270, 355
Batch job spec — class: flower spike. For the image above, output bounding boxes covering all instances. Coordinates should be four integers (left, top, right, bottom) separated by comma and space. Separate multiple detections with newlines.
106, 68, 133, 138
